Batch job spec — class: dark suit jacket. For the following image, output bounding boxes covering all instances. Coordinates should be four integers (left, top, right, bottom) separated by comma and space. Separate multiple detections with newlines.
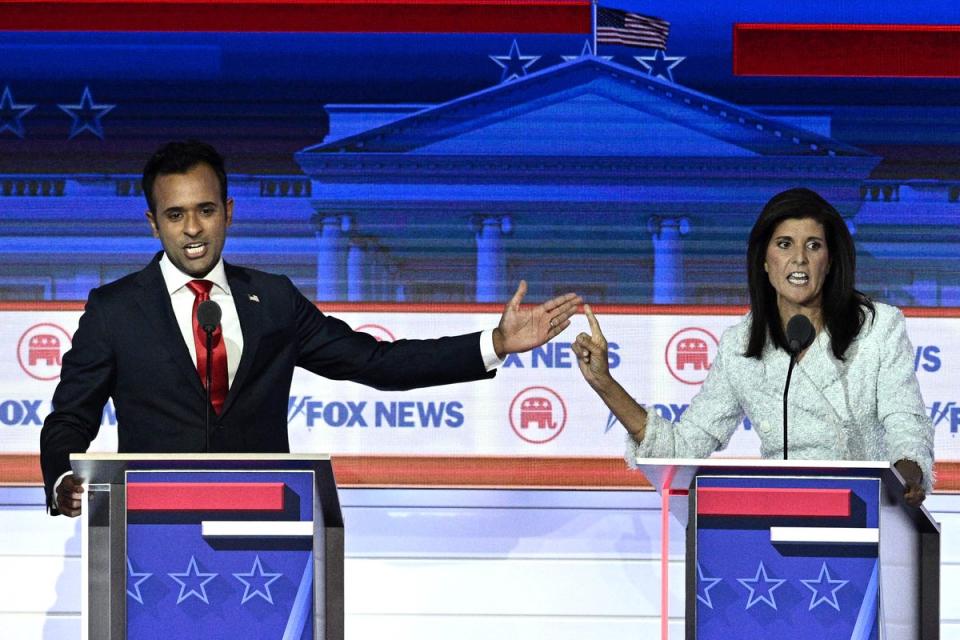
40, 254, 494, 508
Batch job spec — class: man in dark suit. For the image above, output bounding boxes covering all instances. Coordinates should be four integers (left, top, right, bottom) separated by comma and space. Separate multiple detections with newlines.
41, 141, 581, 516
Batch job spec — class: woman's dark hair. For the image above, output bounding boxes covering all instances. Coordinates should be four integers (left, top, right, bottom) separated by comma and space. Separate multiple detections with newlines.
142, 140, 228, 213
745, 187, 874, 360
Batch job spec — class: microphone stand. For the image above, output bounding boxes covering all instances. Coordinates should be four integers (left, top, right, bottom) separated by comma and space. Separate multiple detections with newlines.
782, 314, 815, 461
204, 327, 214, 454
782, 354, 798, 460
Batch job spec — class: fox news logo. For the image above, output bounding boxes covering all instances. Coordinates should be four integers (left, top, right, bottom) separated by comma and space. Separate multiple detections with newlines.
287, 396, 464, 428
930, 402, 960, 433
0, 399, 45, 426
0, 400, 117, 428
504, 342, 620, 369
914, 346, 941, 372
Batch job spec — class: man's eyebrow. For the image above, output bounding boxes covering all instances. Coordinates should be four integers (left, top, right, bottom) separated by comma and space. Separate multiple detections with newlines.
161, 201, 218, 214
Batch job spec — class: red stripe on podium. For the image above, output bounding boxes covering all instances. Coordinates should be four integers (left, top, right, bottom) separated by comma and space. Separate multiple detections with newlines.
734, 23, 960, 78
697, 487, 851, 517
126, 482, 286, 511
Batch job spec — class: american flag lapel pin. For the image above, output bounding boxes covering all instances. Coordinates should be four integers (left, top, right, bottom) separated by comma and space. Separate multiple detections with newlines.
248, 293, 260, 303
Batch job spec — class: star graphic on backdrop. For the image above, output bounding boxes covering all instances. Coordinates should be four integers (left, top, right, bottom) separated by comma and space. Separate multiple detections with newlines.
126, 557, 152, 604
634, 49, 685, 82
737, 561, 785, 610
58, 86, 115, 140
561, 40, 614, 62
489, 39, 541, 82
169, 556, 218, 604
233, 555, 283, 605
0, 86, 35, 139
696, 562, 723, 609
800, 563, 848, 611
604, 411, 619, 434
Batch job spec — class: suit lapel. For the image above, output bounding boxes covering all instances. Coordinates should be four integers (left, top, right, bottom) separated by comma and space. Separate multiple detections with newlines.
795, 332, 851, 425
134, 256, 206, 400
221, 264, 264, 415
759, 333, 849, 425
759, 343, 790, 401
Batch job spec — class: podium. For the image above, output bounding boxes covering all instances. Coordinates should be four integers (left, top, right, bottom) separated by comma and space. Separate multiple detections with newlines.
637, 459, 940, 640
71, 453, 344, 640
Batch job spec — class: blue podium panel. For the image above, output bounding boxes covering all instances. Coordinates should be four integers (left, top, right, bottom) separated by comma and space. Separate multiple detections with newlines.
125, 470, 315, 640
695, 476, 880, 640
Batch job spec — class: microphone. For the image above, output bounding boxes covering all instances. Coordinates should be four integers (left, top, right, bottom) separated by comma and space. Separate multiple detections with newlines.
197, 299, 222, 453
197, 299, 222, 335
782, 314, 815, 460
786, 314, 815, 354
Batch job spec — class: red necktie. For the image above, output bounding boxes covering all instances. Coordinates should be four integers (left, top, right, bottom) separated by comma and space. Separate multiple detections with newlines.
186, 279, 228, 415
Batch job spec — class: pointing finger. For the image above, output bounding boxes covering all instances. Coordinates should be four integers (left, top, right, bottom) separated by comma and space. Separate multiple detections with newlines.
584, 304, 604, 338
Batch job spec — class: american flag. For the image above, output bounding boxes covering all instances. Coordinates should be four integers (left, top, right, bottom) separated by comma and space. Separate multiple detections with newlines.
596, 6, 669, 49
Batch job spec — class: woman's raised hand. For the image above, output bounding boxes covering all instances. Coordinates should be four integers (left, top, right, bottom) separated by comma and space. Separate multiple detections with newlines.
573, 304, 612, 391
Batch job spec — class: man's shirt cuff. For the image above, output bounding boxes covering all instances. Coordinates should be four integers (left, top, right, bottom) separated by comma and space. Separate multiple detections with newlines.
480, 328, 505, 372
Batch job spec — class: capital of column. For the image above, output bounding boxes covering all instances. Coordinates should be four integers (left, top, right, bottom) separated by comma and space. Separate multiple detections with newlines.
647, 215, 690, 239
311, 212, 353, 235
470, 214, 513, 238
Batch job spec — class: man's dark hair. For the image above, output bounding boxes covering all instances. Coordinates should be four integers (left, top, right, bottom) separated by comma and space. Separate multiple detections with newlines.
745, 187, 874, 361
141, 140, 228, 213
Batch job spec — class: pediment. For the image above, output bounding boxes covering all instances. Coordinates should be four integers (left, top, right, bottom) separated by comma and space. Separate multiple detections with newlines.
300, 58, 870, 159
414, 91, 756, 157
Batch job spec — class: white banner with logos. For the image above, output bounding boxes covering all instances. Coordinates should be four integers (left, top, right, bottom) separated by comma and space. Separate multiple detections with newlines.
2, 309, 957, 462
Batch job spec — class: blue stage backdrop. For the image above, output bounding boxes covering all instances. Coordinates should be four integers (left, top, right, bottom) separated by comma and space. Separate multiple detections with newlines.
1, 0, 959, 306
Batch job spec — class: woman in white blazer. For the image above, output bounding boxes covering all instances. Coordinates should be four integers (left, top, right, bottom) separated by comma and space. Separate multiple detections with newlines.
573, 187, 934, 505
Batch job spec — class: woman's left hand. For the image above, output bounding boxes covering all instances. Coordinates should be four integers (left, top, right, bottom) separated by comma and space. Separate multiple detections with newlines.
894, 459, 926, 507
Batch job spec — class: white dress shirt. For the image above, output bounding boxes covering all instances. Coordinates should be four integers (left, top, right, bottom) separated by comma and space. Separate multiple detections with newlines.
159, 254, 243, 388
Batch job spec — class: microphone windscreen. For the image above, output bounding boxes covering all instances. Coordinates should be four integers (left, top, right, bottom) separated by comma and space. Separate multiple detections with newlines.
197, 299, 222, 333
785, 314, 815, 354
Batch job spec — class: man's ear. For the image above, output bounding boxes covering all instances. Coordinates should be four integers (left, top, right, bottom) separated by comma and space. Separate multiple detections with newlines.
145, 211, 160, 238
225, 197, 234, 228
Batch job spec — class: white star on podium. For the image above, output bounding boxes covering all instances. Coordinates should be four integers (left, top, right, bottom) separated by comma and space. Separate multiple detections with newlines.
169, 555, 218, 604
234, 555, 283, 604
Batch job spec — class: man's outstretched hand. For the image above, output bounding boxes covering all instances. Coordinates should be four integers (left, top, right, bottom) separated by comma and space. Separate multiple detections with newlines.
492, 280, 581, 358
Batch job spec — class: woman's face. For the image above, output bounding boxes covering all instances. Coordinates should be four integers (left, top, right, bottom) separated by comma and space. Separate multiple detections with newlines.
764, 217, 830, 317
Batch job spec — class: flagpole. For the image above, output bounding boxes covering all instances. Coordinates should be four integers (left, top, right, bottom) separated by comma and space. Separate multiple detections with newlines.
591, 0, 598, 55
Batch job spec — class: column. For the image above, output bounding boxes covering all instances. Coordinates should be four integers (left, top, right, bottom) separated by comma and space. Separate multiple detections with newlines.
648, 216, 690, 304
392, 263, 406, 302
371, 247, 388, 301
346, 237, 367, 302
473, 214, 512, 303
313, 214, 351, 301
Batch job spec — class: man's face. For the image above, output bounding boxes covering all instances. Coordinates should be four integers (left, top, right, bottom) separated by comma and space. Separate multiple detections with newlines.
146, 163, 233, 278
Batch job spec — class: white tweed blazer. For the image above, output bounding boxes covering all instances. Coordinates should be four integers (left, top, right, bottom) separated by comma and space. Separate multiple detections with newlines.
628, 303, 935, 490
